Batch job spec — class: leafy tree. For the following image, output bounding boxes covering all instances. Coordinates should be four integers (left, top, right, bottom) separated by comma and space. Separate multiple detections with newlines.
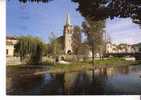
42, 44, 48, 56
77, 43, 91, 61
82, 19, 105, 64
48, 33, 64, 57
72, 0, 141, 26
134, 43, 141, 52
14, 35, 46, 64
72, 25, 81, 55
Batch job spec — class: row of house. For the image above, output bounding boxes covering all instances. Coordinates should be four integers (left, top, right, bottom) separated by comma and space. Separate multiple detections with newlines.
106, 42, 139, 53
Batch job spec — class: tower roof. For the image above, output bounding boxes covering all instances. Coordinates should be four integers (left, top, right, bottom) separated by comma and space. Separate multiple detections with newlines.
65, 13, 71, 25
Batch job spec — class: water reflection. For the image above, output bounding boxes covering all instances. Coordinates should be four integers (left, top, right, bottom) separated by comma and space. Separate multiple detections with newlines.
7, 65, 141, 95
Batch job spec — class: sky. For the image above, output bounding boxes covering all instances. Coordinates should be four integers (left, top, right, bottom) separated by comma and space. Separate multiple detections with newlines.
7, 0, 141, 44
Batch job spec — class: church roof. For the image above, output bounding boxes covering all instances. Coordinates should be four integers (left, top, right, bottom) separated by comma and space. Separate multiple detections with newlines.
65, 13, 71, 25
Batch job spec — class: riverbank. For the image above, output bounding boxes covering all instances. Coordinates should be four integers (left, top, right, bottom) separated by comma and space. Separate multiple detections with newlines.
47, 57, 140, 74
7, 57, 141, 74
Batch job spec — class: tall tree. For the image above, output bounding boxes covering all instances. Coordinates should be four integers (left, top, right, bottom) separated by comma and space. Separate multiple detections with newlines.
72, 25, 81, 55
77, 43, 91, 61
82, 18, 105, 64
48, 33, 63, 57
72, 0, 141, 26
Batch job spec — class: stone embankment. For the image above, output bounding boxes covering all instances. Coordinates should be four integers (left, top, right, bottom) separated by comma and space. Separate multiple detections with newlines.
6, 56, 21, 65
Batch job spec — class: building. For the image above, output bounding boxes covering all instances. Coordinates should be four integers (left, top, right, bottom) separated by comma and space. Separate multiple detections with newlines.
63, 13, 73, 54
6, 36, 17, 56
106, 42, 117, 53
106, 42, 138, 53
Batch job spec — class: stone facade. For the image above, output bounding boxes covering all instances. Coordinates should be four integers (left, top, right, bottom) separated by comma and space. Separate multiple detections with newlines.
6, 56, 21, 65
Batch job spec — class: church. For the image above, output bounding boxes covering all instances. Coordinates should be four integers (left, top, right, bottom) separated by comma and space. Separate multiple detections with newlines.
55, 13, 75, 55
63, 13, 74, 54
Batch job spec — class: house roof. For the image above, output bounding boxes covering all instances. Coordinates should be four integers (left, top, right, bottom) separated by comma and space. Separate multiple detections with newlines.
6, 36, 17, 40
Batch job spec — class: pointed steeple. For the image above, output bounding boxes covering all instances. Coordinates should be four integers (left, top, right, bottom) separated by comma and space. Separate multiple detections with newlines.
65, 13, 71, 25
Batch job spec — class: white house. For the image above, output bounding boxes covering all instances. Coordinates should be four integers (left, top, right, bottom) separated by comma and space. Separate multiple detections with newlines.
6, 36, 18, 56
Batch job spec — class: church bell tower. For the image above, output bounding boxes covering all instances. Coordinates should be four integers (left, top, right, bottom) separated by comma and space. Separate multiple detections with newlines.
63, 13, 73, 54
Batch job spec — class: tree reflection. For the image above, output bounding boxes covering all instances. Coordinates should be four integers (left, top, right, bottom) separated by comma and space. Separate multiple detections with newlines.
7, 65, 141, 95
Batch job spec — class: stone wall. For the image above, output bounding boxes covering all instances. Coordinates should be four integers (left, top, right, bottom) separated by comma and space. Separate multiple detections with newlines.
7, 56, 55, 65
6, 56, 22, 65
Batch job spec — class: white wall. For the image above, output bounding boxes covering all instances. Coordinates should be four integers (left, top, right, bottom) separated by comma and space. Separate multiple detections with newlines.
6, 44, 14, 56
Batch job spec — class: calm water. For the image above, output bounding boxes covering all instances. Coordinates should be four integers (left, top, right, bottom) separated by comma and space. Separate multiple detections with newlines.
7, 65, 141, 95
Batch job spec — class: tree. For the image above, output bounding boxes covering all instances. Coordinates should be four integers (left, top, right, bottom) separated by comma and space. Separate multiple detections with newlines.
14, 35, 46, 64
82, 18, 105, 64
42, 44, 48, 56
72, 25, 81, 55
72, 0, 141, 26
77, 43, 91, 61
48, 33, 64, 57
134, 43, 141, 52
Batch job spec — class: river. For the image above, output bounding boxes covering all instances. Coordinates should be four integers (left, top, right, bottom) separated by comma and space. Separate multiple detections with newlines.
6, 64, 141, 95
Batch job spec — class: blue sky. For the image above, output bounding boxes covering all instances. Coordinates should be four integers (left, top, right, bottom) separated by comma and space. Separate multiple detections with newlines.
7, 0, 141, 44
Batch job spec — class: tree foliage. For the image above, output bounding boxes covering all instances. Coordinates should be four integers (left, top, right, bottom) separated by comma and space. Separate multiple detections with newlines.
72, 25, 81, 55
14, 36, 46, 64
72, 0, 141, 25
134, 43, 141, 52
82, 19, 105, 51
48, 33, 64, 56
77, 43, 90, 59
82, 19, 105, 63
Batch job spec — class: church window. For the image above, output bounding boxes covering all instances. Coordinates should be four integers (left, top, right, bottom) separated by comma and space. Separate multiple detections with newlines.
67, 50, 71, 55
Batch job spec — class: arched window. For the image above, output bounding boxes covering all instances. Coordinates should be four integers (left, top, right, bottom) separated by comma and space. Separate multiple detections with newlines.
67, 50, 71, 55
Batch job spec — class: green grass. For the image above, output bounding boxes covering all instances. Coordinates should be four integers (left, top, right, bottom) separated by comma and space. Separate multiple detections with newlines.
48, 57, 135, 73
48, 62, 91, 73
7, 57, 138, 74
94, 57, 127, 65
